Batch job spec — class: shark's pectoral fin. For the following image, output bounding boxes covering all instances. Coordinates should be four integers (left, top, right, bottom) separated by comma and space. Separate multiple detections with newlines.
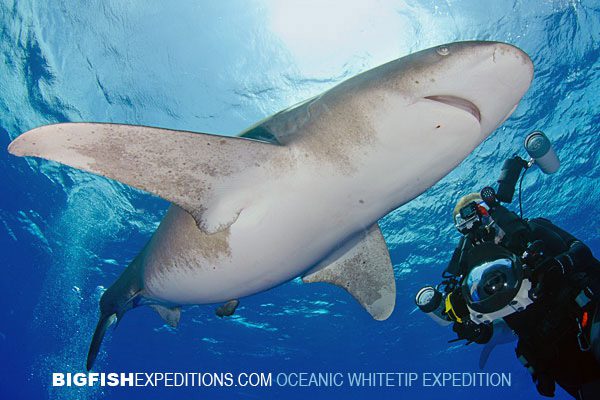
8, 123, 283, 234
303, 223, 396, 321
150, 305, 181, 328
479, 320, 517, 369
195, 198, 246, 235
479, 343, 495, 370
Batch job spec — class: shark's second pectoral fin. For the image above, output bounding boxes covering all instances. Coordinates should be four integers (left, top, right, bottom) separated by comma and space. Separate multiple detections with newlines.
8, 123, 283, 234
303, 223, 396, 321
150, 305, 181, 328
479, 343, 495, 370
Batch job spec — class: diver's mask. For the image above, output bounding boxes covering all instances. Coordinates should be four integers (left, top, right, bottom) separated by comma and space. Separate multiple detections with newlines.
461, 243, 533, 324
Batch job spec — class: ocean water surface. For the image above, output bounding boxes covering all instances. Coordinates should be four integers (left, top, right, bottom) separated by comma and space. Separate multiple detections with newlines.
1, 1, 599, 399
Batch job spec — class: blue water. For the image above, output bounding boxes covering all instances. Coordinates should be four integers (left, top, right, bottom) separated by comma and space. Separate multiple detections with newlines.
1, 1, 599, 399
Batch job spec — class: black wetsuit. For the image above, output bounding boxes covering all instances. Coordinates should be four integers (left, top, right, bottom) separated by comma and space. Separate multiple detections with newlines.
446, 216, 600, 398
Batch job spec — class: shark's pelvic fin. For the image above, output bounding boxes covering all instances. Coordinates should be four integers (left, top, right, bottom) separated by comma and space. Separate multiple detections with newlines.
215, 299, 240, 318
8, 123, 282, 234
303, 223, 396, 320
150, 305, 181, 328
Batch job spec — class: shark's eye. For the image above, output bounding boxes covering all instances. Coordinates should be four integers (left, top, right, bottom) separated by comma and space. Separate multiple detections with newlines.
436, 46, 450, 56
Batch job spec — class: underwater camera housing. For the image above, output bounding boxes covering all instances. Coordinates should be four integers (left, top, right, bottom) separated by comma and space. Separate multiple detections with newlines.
416, 131, 560, 327
461, 243, 533, 325
415, 245, 534, 327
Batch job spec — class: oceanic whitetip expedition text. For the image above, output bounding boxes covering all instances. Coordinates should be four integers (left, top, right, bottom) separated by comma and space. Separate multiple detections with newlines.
52, 371, 511, 388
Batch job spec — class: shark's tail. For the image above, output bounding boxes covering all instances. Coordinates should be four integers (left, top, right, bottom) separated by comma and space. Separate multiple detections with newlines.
85, 250, 181, 370
87, 312, 117, 370
86, 254, 144, 371
86, 296, 181, 370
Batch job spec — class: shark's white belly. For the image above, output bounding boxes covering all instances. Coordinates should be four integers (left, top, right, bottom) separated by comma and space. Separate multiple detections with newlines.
141, 140, 468, 305
141, 180, 379, 304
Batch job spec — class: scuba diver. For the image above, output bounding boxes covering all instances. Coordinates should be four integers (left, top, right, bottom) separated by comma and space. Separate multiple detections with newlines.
415, 132, 600, 399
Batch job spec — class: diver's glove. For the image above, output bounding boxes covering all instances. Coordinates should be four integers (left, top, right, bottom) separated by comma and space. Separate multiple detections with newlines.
525, 239, 594, 276
522, 240, 547, 270
523, 240, 567, 277
523, 240, 574, 298
530, 263, 567, 300
452, 321, 493, 344
534, 256, 569, 282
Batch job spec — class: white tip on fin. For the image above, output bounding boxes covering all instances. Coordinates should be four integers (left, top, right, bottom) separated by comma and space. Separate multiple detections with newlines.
303, 223, 396, 320
8, 123, 283, 234
150, 305, 181, 328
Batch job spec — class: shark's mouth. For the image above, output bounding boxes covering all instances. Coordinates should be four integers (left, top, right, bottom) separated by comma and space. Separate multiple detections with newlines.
425, 95, 481, 123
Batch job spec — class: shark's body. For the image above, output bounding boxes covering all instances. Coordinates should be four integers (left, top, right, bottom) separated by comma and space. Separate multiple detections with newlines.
8, 41, 534, 369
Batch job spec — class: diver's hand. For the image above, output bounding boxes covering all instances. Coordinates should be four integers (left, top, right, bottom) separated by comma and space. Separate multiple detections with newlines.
452, 321, 492, 344
522, 240, 547, 275
523, 240, 570, 282
535, 253, 573, 280
528, 257, 568, 300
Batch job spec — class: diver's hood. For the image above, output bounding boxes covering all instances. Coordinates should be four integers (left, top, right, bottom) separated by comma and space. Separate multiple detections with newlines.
462, 243, 524, 314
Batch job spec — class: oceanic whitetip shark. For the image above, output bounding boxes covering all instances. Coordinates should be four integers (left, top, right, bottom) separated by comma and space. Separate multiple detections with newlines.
8, 41, 533, 370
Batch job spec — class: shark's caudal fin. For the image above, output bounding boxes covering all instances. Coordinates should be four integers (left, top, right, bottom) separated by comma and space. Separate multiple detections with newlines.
87, 313, 117, 371
86, 255, 145, 371
303, 223, 396, 320
8, 123, 282, 234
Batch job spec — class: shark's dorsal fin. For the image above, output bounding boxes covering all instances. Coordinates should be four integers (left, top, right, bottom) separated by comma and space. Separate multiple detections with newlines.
303, 223, 396, 320
150, 305, 181, 328
8, 123, 284, 234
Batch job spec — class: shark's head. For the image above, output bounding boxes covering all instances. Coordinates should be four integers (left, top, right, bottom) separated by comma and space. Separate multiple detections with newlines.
350, 41, 533, 172
399, 41, 534, 136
